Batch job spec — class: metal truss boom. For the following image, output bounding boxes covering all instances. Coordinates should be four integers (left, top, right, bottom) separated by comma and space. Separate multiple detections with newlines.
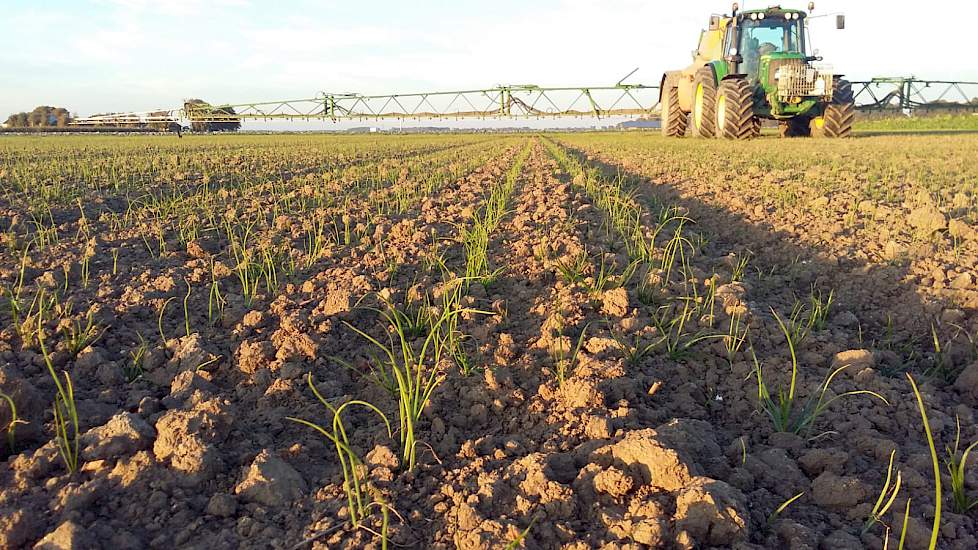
72, 84, 662, 126
69, 76, 978, 127
849, 77, 978, 112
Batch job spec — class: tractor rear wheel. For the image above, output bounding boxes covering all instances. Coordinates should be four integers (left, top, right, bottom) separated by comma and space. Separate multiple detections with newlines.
779, 117, 812, 138
661, 86, 688, 137
813, 79, 855, 138
715, 78, 760, 140
691, 67, 717, 138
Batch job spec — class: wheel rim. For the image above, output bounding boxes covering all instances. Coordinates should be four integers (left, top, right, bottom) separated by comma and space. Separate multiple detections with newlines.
716, 95, 727, 136
694, 84, 704, 129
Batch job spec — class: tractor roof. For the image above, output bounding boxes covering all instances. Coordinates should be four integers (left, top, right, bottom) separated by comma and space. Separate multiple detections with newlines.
741, 6, 806, 15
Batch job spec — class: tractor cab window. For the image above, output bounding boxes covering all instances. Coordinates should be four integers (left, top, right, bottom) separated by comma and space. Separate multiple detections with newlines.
739, 17, 805, 79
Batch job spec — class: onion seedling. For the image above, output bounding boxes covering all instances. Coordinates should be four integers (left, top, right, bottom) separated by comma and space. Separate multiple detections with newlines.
288, 374, 392, 533
754, 309, 888, 435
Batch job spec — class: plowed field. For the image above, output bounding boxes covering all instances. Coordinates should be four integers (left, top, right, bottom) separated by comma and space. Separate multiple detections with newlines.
1, 132, 977, 549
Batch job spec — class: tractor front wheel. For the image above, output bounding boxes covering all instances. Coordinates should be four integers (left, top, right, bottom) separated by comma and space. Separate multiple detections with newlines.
692, 67, 717, 138
814, 79, 855, 138
661, 86, 688, 137
716, 78, 760, 140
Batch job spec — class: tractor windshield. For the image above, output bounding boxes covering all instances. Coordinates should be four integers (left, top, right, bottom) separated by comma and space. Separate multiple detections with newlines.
739, 17, 806, 78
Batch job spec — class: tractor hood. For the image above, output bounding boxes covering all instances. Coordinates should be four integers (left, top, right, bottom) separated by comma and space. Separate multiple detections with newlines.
758, 51, 834, 118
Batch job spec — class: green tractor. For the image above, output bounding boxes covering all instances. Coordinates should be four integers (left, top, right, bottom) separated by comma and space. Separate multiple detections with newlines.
661, 3, 853, 139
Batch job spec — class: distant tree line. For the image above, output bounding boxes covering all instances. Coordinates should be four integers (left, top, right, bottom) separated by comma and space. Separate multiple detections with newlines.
4, 106, 71, 128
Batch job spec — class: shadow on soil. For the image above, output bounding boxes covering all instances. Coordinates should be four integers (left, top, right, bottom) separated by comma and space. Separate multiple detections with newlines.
558, 141, 962, 376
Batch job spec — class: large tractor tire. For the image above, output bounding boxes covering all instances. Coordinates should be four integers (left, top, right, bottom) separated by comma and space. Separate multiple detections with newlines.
715, 78, 760, 140
812, 79, 855, 138
661, 86, 688, 137
691, 67, 717, 138
779, 117, 812, 138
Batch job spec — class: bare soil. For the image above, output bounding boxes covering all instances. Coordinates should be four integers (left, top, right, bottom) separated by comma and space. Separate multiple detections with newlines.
1, 133, 977, 550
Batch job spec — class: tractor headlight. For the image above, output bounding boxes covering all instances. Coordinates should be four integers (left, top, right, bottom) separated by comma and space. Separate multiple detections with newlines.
758, 12, 765, 19
793, 12, 800, 19
784, 12, 792, 20
774, 69, 782, 80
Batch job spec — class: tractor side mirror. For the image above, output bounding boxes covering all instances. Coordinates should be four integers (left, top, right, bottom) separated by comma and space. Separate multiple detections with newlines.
725, 50, 744, 64
836, 15, 846, 29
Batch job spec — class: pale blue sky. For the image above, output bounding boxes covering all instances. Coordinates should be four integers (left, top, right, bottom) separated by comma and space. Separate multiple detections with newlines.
2, 0, 975, 128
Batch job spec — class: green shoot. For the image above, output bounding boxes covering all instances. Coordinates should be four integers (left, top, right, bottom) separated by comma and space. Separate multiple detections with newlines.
60, 306, 101, 357
586, 255, 638, 297
386, 295, 434, 339
907, 374, 940, 550
158, 297, 175, 343
550, 322, 590, 386
731, 253, 750, 283
445, 312, 479, 377
182, 278, 192, 337
767, 492, 805, 527
345, 294, 484, 470
945, 416, 978, 513
926, 323, 955, 382
126, 334, 148, 382
555, 248, 589, 285
723, 311, 750, 365
808, 288, 835, 331
863, 450, 903, 535
37, 302, 80, 473
607, 321, 664, 367
287, 374, 392, 532
0, 391, 22, 453
754, 310, 888, 434
651, 300, 723, 361
897, 498, 912, 550
504, 514, 539, 550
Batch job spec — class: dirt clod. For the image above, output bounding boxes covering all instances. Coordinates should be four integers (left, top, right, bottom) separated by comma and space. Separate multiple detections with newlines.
954, 361, 978, 402
205, 493, 239, 517
673, 477, 749, 546
603, 429, 693, 491
32, 520, 90, 550
811, 472, 867, 509
234, 449, 307, 507
80, 412, 156, 461
152, 399, 229, 484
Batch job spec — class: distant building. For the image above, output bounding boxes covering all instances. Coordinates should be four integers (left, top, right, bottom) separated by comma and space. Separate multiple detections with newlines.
618, 119, 661, 130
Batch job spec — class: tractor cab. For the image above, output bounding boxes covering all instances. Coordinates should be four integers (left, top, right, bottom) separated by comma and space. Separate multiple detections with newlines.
730, 9, 809, 83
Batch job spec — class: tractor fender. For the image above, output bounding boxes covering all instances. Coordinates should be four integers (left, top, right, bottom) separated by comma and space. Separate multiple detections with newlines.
660, 71, 682, 103
677, 64, 717, 112
721, 73, 747, 81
